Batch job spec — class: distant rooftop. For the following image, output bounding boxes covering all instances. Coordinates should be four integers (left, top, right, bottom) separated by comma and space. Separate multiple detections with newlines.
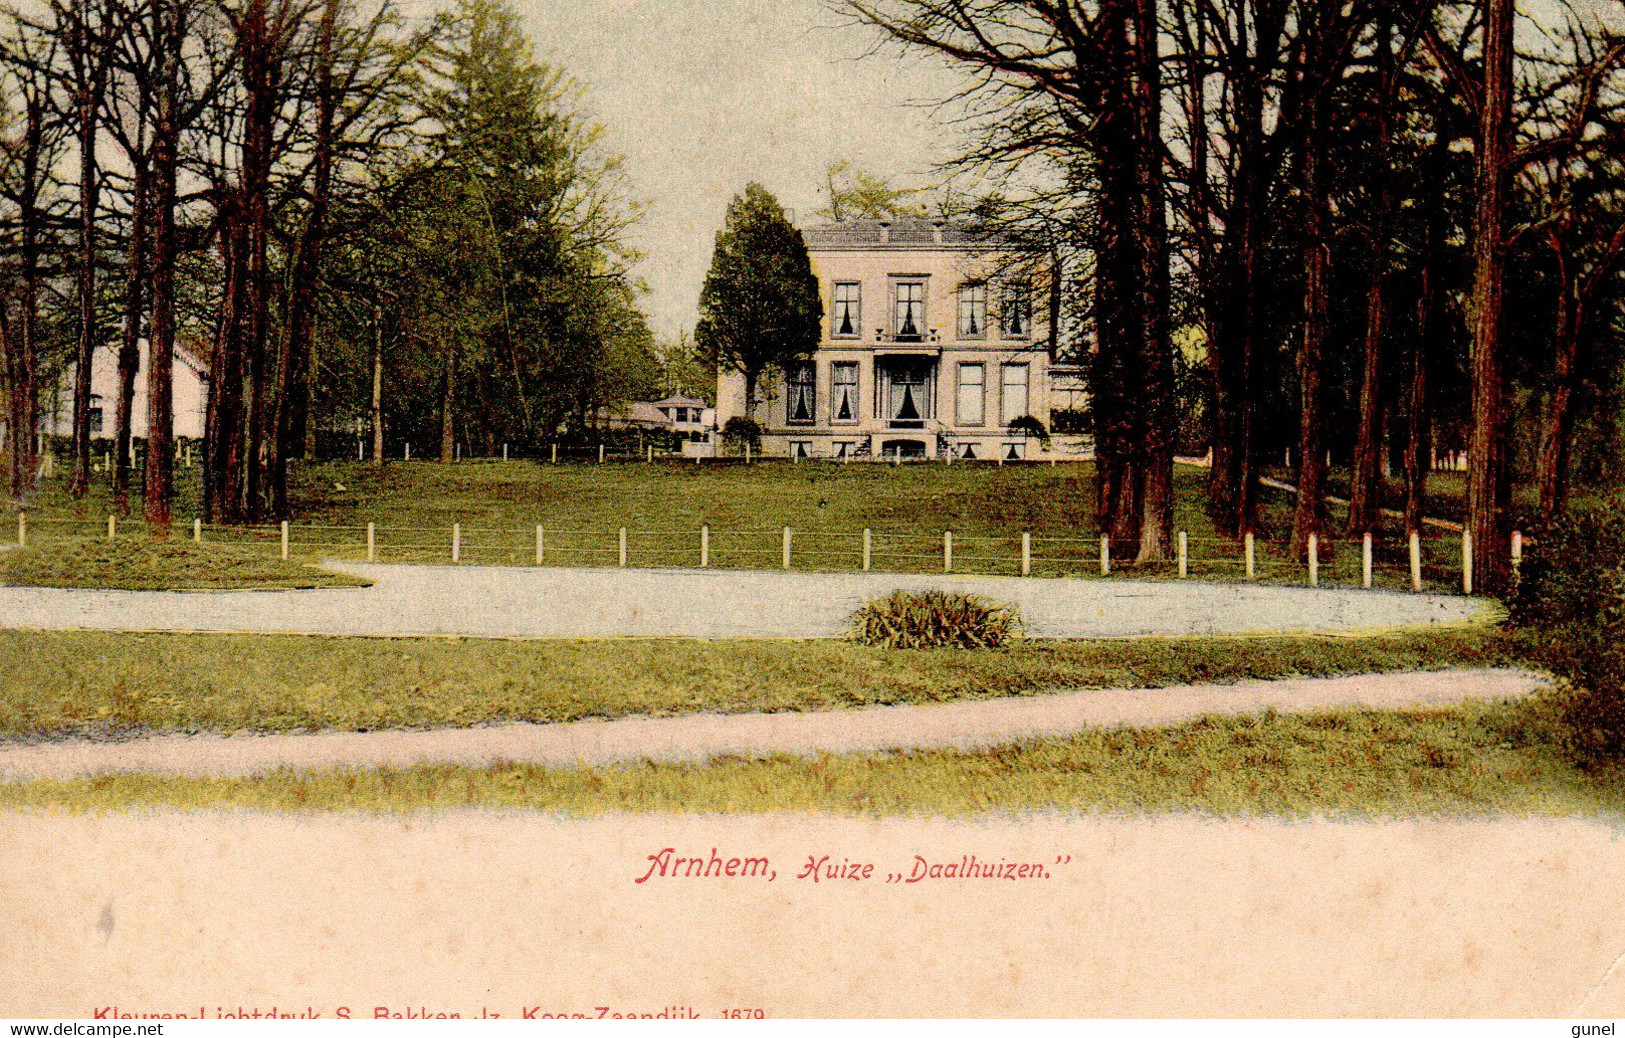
801, 218, 1005, 252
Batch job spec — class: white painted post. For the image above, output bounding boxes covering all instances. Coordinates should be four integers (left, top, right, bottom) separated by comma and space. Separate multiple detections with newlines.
405, 442, 411, 461
1100, 534, 1111, 576
367, 522, 376, 563
1462, 530, 1474, 596
943, 531, 953, 573
647, 445, 654, 463
193, 518, 202, 544
700, 525, 710, 568
863, 528, 872, 572
782, 527, 792, 570
16, 512, 24, 547
108, 514, 116, 541
1021, 532, 1032, 578
1178, 531, 1188, 578
357, 439, 363, 462
1245, 532, 1256, 580
536, 525, 545, 566
619, 527, 627, 567
599, 444, 606, 465
1410, 530, 1422, 592
551, 444, 558, 465
281, 520, 290, 561
1308, 533, 1319, 587
503, 443, 509, 462
1362, 533, 1373, 589
454, 442, 460, 462
746, 442, 753, 465
1512, 530, 1523, 579
451, 522, 460, 563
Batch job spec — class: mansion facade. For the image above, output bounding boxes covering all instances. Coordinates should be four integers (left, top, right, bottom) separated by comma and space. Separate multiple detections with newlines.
716, 217, 1085, 461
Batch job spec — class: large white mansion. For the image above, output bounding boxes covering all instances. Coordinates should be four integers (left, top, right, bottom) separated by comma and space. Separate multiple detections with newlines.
715, 217, 1087, 460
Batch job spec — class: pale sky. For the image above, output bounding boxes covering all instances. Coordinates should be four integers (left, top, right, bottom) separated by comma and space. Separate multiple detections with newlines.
516, 0, 967, 338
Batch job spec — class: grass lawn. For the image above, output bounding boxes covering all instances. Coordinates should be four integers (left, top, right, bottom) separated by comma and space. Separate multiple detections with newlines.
0, 538, 370, 591
5, 694, 1615, 818
4, 458, 1477, 590
0, 627, 1512, 740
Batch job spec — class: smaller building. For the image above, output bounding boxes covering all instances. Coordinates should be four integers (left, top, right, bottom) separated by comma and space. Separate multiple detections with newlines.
46, 338, 210, 443
618, 394, 716, 437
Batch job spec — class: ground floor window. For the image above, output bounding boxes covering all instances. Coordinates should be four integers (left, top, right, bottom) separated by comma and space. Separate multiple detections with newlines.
790, 440, 812, 460
787, 364, 816, 424
956, 363, 985, 426
832, 362, 859, 422
1001, 363, 1030, 424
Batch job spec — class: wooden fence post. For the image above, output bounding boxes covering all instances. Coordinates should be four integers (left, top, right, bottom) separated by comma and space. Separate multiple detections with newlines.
1178, 531, 1188, 578
405, 442, 411, 461
1362, 533, 1373, 589
551, 444, 557, 465
1410, 531, 1422, 591
281, 520, 290, 561
1512, 530, 1523, 580
451, 522, 460, 563
367, 522, 376, 563
700, 525, 710, 568
599, 444, 605, 465
1462, 530, 1473, 596
943, 531, 953, 573
619, 526, 627, 567
782, 527, 792, 570
1100, 534, 1110, 576
1245, 532, 1256, 579
16, 512, 25, 547
193, 519, 202, 544
1021, 532, 1031, 577
503, 443, 509, 462
1308, 533, 1319, 587
536, 525, 545, 566
863, 528, 872, 572
108, 514, 116, 541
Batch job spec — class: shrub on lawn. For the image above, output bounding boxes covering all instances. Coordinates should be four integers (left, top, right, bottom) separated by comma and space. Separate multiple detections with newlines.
849, 589, 1022, 650
1007, 415, 1051, 448
1505, 495, 1625, 765
721, 416, 763, 454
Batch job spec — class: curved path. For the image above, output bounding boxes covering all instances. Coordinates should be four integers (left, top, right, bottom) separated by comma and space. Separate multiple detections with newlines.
0, 668, 1542, 781
0, 563, 1487, 640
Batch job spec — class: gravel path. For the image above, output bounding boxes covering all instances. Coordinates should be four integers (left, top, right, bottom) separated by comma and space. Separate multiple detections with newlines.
0, 563, 1487, 640
0, 668, 1543, 782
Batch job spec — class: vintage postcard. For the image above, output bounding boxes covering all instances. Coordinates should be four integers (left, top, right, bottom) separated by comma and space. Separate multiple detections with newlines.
2, 0, 1624, 1023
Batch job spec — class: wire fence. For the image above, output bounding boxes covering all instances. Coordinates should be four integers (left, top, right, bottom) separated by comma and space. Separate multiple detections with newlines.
11, 510, 1520, 595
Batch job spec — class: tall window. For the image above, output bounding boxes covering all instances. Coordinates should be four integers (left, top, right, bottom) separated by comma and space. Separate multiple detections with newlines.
1000, 283, 1031, 339
832, 283, 861, 338
832, 362, 859, 423
958, 283, 987, 339
786, 363, 816, 424
956, 363, 985, 427
1001, 363, 1030, 424
894, 281, 925, 340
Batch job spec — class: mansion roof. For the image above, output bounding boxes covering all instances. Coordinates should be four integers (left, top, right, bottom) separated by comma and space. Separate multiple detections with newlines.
802, 218, 1005, 252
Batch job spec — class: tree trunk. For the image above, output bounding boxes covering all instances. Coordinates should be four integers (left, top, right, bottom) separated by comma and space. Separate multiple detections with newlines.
1346, 14, 1395, 538
1537, 286, 1580, 526
114, 162, 149, 514
144, 7, 183, 532
269, 0, 337, 516
370, 310, 384, 466
1133, 0, 1173, 563
70, 92, 102, 499
6, 95, 46, 503
440, 343, 457, 461
1291, 125, 1331, 555
1466, 0, 1515, 593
